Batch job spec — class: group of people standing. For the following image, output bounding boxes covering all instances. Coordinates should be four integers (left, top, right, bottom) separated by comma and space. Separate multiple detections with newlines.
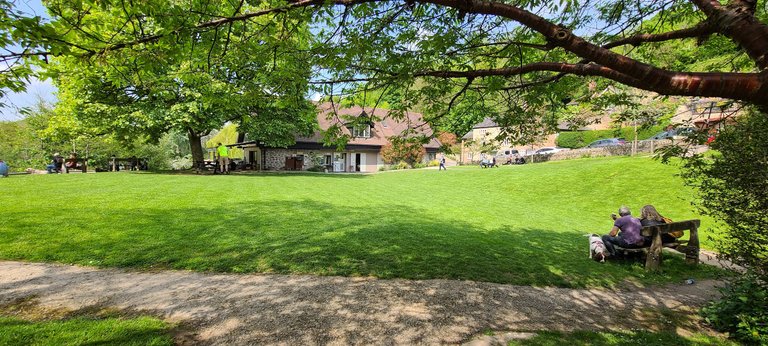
601, 205, 679, 258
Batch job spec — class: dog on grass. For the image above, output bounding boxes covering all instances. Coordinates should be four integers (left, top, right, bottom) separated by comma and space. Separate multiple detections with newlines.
586, 233, 608, 262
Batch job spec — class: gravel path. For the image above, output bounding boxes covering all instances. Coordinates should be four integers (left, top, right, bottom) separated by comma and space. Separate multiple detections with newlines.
0, 260, 724, 345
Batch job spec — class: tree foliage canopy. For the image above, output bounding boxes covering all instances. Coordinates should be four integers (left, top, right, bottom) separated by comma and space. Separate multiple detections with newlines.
1, 0, 768, 143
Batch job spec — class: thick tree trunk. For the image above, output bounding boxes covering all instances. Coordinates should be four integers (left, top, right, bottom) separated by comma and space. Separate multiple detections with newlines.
188, 128, 205, 163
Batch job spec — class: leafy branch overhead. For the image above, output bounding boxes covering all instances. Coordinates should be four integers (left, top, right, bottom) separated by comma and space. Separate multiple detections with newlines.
2, 0, 768, 136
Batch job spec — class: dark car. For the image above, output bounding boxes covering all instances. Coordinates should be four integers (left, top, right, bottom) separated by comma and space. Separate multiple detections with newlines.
586, 138, 627, 148
647, 131, 672, 140
646, 127, 696, 141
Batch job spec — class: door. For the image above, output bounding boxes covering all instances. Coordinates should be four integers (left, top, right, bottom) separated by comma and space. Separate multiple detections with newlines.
355, 153, 361, 172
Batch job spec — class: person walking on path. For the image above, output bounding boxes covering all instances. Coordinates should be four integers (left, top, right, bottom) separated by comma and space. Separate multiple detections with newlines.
217, 143, 230, 174
439, 154, 447, 171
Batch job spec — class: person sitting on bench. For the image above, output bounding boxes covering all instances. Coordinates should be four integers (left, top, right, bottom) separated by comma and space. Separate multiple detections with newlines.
64, 152, 82, 171
46, 153, 63, 173
602, 206, 644, 257
639, 205, 682, 245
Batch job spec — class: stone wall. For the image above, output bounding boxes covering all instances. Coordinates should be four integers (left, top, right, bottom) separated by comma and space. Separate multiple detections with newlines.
525, 140, 686, 163
262, 149, 320, 170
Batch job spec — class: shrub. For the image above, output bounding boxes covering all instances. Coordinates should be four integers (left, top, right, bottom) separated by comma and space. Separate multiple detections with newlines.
381, 137, 426, 165
394, 161, 410, 170
437, 132, 459, 154
681, 108, 768, 344
427, 159, 439, 167
413, 162, 426, 169
170, 155, 193, 170
701, 273, 768, 345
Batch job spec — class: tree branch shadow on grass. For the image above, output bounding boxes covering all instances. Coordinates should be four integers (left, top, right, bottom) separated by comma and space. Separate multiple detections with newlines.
1, 200, 723, 289
0, 260, 722, 345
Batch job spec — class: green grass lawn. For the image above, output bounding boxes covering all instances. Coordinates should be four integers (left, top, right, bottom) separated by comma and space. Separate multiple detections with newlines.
0, 316, 172, 346
0, 156, 725, 288
507, 330, 738, 346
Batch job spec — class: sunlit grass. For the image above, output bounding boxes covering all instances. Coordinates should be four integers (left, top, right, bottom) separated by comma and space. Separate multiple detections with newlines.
0, 316, 172, 346
0, 156, 726, 288
508, 330, 738, 346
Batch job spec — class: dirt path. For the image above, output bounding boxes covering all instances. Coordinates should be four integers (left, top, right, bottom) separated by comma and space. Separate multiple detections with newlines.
0, 260, 724, 345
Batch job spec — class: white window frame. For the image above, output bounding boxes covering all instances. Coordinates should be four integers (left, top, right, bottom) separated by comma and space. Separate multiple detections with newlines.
351, 125, 371, 138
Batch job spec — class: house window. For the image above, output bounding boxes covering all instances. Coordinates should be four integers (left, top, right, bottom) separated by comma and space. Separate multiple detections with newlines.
350, 125, 371, 138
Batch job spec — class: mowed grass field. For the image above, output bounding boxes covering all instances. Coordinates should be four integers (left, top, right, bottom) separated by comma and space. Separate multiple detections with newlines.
0, 156, 725, 288
0, 316, 172, 346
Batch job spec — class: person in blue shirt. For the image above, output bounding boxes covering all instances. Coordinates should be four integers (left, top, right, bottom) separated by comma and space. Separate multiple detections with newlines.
0, 159, 9, 177
46, 153, 64, 173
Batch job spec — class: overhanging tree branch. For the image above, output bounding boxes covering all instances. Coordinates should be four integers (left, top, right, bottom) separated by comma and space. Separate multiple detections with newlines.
601, 21, 716, 49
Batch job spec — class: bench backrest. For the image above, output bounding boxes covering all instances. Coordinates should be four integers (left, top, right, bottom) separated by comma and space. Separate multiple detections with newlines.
640, 219, 700, 237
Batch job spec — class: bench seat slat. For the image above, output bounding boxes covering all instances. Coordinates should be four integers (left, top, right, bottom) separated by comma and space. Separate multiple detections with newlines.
640, 220, 701, 237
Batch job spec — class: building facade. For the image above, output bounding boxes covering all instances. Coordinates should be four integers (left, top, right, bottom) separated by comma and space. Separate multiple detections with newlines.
233, 103, 441, 172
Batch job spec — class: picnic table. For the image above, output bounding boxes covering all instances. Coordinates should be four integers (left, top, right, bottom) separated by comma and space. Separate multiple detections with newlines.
618, 219, 701, 271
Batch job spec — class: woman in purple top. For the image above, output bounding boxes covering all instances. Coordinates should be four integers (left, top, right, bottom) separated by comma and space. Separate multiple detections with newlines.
602, 206, 644, 257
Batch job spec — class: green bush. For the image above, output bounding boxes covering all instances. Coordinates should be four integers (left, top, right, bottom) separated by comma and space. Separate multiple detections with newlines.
701, 273, 768, 345
413, 162, 426, 169
170, 155, 193, 170
682, 108, 768, 345
556, 125, 667, 148
427, 159, 439, 167
394, 161, 410, 170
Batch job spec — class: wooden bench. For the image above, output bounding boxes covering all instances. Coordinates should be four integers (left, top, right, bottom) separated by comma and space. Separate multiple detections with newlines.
619, 219, 700, 271
64, 158, 88, 173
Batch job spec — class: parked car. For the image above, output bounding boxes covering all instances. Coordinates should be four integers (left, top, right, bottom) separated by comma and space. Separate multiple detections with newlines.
494, 149, 520, 159
495, 149, 522, 164
670, 127, 696, 140
646, 131, 672, 140
532, 147, 568, 155
523, 147, 569, 159
646, 127, 696, 141
585, 138, 627, 148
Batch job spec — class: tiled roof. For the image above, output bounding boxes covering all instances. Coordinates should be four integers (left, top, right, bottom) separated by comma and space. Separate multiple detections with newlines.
472, 118, 499, 129
295, 103, 441, 149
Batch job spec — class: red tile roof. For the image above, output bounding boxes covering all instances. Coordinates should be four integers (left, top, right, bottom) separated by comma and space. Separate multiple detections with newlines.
297, 103, 441, 149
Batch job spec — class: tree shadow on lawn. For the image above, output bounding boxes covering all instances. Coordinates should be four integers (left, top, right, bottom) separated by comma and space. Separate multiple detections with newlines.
0, 200, 722, 288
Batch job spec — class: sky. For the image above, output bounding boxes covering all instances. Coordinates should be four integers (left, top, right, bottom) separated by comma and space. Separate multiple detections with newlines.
0, 0, 55, 121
